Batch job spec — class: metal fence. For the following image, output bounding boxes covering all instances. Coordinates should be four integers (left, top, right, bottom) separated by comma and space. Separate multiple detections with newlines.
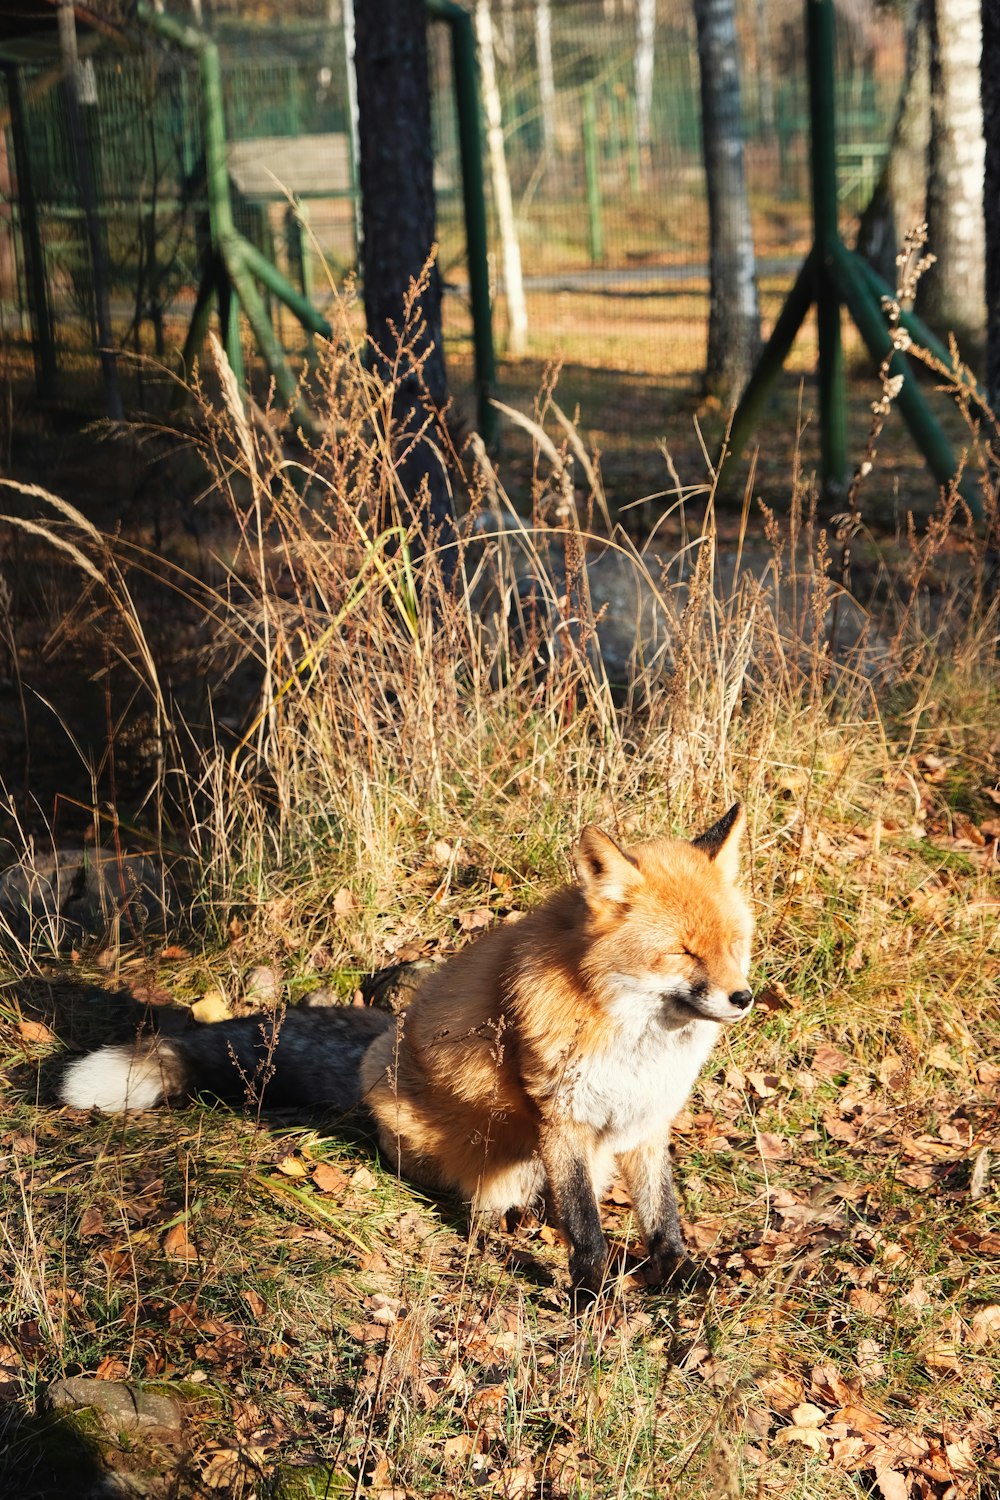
0, 0, 905, 409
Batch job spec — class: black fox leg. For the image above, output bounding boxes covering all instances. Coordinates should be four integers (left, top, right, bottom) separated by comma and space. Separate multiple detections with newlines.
620, 1136, 690, 1284
540, 1125, 609, 1298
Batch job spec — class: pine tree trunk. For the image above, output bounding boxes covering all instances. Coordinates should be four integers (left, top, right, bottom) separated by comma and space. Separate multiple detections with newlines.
916, 0, 985, 339
353, 0, 456, 567
693, 0, 761, 400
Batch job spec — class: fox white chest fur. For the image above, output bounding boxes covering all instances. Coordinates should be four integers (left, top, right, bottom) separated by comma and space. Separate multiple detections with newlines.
558, 1000, 719, 1152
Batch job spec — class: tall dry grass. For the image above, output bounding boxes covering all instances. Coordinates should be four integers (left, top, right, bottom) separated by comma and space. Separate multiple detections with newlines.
0, 269, 998, 1500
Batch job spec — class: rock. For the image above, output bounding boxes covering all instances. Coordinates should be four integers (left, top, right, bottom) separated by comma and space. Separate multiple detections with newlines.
360, 960, 437, 1016
466, 512, 672, 687
46, 1377, 183, 1434
303, 986, 340, 1008
0, 846, 175, 947
244, 964, 282, 1007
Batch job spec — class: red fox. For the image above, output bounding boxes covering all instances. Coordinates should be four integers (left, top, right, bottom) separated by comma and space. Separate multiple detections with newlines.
61, 805, 754, 1296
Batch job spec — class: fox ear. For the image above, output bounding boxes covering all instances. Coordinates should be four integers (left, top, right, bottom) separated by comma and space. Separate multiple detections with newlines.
691, 803, 745, 883
573, 826, 642, 906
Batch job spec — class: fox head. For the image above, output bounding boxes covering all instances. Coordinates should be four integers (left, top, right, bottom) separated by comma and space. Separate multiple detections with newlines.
572, 805, 754, 1028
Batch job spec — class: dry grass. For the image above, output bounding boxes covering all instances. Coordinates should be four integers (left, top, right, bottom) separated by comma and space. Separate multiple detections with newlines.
0, 281, 998, 1499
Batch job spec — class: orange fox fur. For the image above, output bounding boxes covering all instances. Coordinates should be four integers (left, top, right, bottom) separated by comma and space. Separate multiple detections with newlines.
360, 804, 755, 1293
61, 806, 754, 1297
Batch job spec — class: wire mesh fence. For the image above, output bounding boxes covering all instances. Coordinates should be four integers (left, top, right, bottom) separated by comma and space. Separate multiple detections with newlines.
0, 0, 906, 411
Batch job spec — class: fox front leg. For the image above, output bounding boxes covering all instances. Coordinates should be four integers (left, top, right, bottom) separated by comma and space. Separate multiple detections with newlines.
620, 1136, 698, 1286
540, 1127, 609, 1299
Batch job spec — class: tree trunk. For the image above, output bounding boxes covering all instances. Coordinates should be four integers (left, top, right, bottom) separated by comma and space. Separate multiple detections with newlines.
983, 0, 1000, 401
475, 0, 528, 357
634, 0, 656, 156
353, 0, 456, 567
535, 0, 556, 162
693, 0, 761, 400
855, 0, 930, 288
916, 0, 985, 339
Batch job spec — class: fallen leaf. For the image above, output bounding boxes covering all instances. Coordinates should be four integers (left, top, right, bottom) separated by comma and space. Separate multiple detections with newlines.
747, 1071, 780, 1098
333, 888, 357, 918
830, 1435, 868, 1467
756, 1131, 788, 1161
443, 1433, 477, 1460
874, 1466, 908, 1500
812, 1043, 851, 1078
878, 1053, 906, 1089
810, 1364, 856, 1406
350, 1166, 377, 1192
312, 1162, 348, 1195
458, 907, 493, 932
275, 1153, 309, 1179
191, 989, 230, 1024
789, 1402, 827, 1429
921, 1338, 960, 1375
970, 1305, 1000, 1346
17, 1018, 54, 1045
775, 1425, 827, 1453
79, 1206, 105, 1238
757, 1371, 805, 1412
849, 1288, 888, 1318
832, 1404, 886, 1433
162, 1223, 197, 1262
969, 1147, 991, 1202
856, 1339, 886, 1381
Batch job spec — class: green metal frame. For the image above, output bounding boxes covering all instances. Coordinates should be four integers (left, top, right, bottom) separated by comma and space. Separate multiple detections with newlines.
137, 3, 324, 426
729, 0, 977, 512
5, 65, 57, 397
139, 0, 496, 442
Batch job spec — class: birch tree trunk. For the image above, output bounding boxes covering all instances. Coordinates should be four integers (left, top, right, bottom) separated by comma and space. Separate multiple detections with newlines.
855, 0, 930, 288
693, 0, 761, 399
536, 0, 556, 162
983, 0, 1000, 400
634, 0, 656, 155
916, 0, 985, 338
475, 0, 528, 356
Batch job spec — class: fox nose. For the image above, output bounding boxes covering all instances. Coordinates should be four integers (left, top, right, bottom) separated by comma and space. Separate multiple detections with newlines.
729, 989, 754, 1011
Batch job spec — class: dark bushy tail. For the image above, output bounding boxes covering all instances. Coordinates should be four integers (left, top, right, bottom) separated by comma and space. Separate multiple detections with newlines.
60, 1006, 395, 1114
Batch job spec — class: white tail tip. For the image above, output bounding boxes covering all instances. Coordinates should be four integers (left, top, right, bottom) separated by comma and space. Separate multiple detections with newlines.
60, 1044, 169, 1113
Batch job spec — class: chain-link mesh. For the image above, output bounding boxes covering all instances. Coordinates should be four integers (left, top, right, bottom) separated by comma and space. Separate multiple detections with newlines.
0, 1, 905, 406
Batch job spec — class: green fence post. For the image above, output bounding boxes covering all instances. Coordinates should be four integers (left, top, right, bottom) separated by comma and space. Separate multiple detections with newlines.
807, 0, 846, 491
582, 84, 604, 265
5, 65, 56, 397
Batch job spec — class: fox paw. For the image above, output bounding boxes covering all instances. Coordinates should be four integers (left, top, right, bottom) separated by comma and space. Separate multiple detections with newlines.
642, 1251, 714, 1290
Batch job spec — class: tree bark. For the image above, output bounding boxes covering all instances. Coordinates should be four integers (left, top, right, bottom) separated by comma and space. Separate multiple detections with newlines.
535, 0, 556, 162
634, 0, 656, 155
353, 0, 456, 568
476, 0, 528, 357
855, 0, 930, 288
693, 0, 761, 400
984, 0, 1000, 400
916, 0, 985, 339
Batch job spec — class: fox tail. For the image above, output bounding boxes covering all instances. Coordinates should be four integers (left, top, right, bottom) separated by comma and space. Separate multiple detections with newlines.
59, 1005, 395, 1115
